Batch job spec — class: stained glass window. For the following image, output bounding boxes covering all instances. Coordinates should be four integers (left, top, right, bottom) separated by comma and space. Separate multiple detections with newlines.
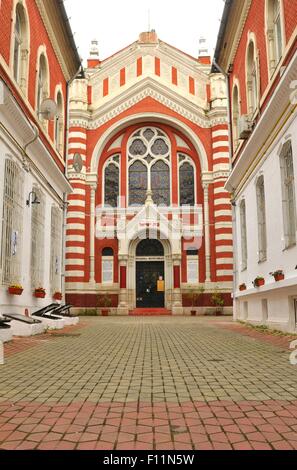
151, 139, 169, 155
129, 139, 147, 156
128, 127, 171, 206
136, 239, 164, 257
129, 161, 148, 206
180, 162, 195, 206
151, 161, 170, 206
104, 163, 119, 208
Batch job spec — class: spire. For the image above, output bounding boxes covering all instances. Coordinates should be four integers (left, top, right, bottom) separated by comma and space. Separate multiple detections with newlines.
89, 39, 99, 58
88, 39, 101, 69
198, 36, 211, 66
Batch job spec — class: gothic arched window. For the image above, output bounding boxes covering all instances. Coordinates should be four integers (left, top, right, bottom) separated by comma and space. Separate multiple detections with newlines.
179, 155, 195, 206
151, 161, 170, 206
104, 155, 120, 208
128, 127, 171, 206
13, 2, 29, 93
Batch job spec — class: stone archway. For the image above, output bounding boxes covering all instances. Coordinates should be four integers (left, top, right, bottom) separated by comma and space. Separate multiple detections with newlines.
127, 236, 173, 310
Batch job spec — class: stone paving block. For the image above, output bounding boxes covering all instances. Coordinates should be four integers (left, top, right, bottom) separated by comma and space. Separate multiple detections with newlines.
1, 317, 297, 450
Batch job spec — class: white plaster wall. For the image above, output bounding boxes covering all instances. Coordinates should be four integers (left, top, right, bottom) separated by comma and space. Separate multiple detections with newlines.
235, 113, 297, 331
0, 123, 64, 316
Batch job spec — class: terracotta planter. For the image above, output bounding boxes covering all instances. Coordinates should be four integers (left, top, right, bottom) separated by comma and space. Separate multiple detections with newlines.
8, 287, 23, 296
239, 285, 247, 292
102, 309, 109, 317
53, 292, 63, 301
274, 274, 284, 282
255, 279, 265, 287
34, 291, 46, 299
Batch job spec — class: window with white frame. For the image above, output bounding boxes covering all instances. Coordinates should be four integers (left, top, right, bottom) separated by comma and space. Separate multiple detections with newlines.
266, 0, 284, 75
232, 85, 240, 148
128, 127, 171, 206
256, 175, 267, 262
104, 155, 120, 208
1, 159, 24, 285
179, 155, 195, 206
31, 187, 45, 288
55, 91, 64, 155
36, 54, 49, 118
280, 141, 296, 248
12, 2, 29, 93
50, 206, 62, 293
246, 41, 259, 116
102, 247, 114, 284
187, 248, 199, 284
240, 200, 248, 270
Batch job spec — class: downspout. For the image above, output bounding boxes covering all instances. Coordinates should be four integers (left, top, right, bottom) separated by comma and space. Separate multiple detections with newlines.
61, 65, 83, 301
212, 59, 238, 318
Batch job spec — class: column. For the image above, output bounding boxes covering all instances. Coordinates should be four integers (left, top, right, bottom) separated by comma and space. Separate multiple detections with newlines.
172, 255, 183, 315
89, 184, 97, 285
203, 183, 211, 283
117, 255, 129, 315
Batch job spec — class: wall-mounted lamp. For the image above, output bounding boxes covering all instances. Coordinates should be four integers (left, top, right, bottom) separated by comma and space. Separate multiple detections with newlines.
26, 191, 40, 207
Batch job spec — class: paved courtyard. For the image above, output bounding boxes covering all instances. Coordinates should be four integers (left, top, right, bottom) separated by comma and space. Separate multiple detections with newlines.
1, 316, 297, 450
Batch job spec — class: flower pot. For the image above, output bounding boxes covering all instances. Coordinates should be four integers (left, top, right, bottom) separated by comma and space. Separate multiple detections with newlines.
274, 274, 284, 282
53, 292, 63, 301
239, 285, 247, 292
255, 279, 265, 287
102, 309, 109, 317
8, 287, 23, 296
34, 291, 46, 299
191, 310, 197, 316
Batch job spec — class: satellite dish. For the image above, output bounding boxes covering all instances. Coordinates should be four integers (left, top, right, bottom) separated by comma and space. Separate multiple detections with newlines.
39, 99, 58, 120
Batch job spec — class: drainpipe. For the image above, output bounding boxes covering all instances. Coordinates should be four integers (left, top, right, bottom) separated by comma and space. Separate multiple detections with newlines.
212, 58, 238, 317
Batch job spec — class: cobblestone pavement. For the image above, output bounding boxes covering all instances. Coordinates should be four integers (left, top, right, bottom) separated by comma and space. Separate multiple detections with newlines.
1, 316, 297, 450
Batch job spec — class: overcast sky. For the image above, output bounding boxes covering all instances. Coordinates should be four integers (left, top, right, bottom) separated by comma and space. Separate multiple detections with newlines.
66, 0, 225, 63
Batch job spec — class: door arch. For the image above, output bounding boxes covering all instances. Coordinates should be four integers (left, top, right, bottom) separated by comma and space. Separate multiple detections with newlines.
128, 236, 173, 310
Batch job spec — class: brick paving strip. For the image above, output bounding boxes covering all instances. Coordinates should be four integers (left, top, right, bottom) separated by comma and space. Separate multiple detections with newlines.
0, 317, 297, 450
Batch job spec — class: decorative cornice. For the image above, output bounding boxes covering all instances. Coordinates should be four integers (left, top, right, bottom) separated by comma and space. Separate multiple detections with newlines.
35, 0, 71, 81
70, 79, 228, 130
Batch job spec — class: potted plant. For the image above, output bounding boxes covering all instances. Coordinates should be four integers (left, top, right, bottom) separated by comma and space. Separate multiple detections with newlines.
270, 270, 285, 282
187, 285, 205, 316
239, 283, 247, 292
211, 290, 225, 316
34, 287, 46, 299
8, 284, 23, 296
100, 295, 112, 316
253, 276, 265, 288
53, 292, 63, 301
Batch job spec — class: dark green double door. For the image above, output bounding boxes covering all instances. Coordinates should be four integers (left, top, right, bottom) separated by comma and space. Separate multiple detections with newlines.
136, 261, 165, 308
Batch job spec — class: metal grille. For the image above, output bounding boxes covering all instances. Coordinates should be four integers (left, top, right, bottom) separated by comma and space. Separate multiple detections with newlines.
280, 141, 296, 247
50, 206, 62, 292
240, 200, 248, 270
1, 159, 24, 285
256, 176, 267, 262
31, 187, 45, 288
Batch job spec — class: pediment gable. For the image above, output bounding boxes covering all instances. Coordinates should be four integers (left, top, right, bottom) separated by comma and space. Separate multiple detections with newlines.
70, 77, 226, 130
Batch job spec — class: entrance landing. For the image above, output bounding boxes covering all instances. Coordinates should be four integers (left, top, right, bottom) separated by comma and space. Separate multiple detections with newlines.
129, 308, 172, 316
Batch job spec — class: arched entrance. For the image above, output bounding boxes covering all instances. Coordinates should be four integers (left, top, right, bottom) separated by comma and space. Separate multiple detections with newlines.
136, 239, 165, 308
127, 236, 173, 311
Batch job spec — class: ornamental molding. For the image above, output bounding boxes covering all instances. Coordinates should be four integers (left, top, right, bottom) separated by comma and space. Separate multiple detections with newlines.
229, 0, 253, 68
89, 40, 209, 81
70, 78, 227, 130
35, 0, 71, 81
